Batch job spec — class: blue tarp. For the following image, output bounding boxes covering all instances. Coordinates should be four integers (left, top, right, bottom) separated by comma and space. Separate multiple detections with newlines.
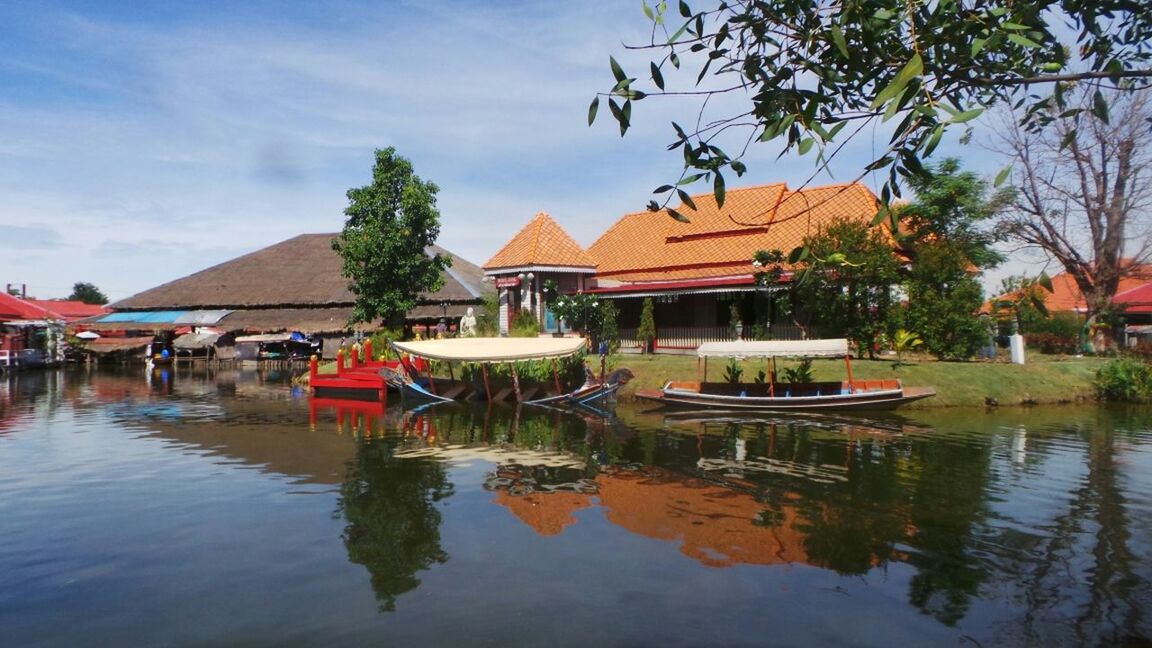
95, 310, 232, 325
96, 311, 188, 324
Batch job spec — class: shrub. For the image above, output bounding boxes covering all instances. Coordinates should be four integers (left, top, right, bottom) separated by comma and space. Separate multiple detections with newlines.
1095, 357, 1152, 402
510, 309, 540, 337
637, 297, 656, 352
1026, 332, 1079, 355
597, 300, 620, 355
723, 358, 744, 384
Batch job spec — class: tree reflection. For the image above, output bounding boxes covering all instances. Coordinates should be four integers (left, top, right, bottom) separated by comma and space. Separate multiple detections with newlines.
338, 437, 454, 612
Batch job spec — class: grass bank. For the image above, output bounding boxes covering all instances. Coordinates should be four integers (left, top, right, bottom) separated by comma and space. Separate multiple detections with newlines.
607, 353, 1108, 408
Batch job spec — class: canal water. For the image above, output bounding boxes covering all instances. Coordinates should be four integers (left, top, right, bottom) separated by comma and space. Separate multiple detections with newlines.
2, 367, 1150, 647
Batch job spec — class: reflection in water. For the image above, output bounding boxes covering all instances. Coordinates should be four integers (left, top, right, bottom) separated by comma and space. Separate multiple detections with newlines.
2, 368, 1150, 644
338, 437, 453, 613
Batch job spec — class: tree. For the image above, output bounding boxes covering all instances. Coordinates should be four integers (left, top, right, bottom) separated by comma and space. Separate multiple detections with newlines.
637, 297, 657, 353
993, 87, 1152, 325
68, 282, 108, 305
896, 158, 1007, 269
898, 159, 1005, 359
333, 148, 450, 326
592, 1, 1152, 219
905, 244, 987, 360
788, 218, 902, 357
993, 274, 1054, 334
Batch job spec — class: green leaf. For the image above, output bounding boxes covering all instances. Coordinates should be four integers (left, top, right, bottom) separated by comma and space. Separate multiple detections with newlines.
677, 173, 704, 185
668, 20, 689, 43
668, 208, 691, 223
714, 172, 726, 208
787, 246, 808, 264
642, 0, 654, 21
870, 204, 890, 227
1006, 33, 1040, 49
1092, 90, 1110, 124
677, 188, 697, 211
609, 56, 626, 83
830, 24, 849, 59
994, 165, 1011, 187
950, 107, 984, 123
971, 37, 987, 57
587, 96, 599, 126
923, 124, 945, 156
870, 53, 922, 110
1037, 271, 1054, 293
651, 62, 665, 90
1059, 128, 1078, 150
1000, 21, 1028, 31
678, 0, 691, 18
654, 184, 675, 194
797, 137, 814, 155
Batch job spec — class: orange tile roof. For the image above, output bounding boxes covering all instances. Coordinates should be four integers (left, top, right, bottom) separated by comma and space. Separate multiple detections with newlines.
589, 182, 879, 282
483, 212, 597, 270
989, 266, 1152, 313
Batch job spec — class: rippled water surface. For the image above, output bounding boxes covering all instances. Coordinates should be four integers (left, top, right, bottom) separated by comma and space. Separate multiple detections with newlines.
2, 367, 1151, 646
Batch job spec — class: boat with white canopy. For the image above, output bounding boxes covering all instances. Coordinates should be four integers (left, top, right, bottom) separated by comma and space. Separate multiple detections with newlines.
635, 338, 935, 412
387, 337, 633, 405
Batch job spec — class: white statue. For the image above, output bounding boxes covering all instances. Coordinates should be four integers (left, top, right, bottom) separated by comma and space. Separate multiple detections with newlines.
459, 307, 478, 337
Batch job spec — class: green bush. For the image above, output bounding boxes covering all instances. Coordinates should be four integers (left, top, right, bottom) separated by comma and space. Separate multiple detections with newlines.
1026, 332, 1079, 355
1095, 357, 1152, 402
510, 309, 541, 337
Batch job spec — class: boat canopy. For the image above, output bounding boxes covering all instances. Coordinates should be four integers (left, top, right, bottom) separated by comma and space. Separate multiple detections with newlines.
392, 336, 588, 363
697, 339, 850, 359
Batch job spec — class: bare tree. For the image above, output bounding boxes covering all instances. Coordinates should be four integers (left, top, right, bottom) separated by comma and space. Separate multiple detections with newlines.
994, 87, 1152, 323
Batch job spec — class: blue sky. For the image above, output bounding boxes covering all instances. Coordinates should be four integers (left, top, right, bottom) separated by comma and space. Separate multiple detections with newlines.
0, 0, 1022, 302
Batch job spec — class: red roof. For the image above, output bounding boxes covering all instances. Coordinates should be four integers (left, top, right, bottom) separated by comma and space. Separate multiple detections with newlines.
24, 299, 110, 321
0, 292, 57, 321
1114, 282, 1152, 313
0, 294, 109, 322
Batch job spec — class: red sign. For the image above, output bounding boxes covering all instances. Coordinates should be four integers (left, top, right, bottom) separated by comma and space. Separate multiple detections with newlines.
495, 277, 521, 288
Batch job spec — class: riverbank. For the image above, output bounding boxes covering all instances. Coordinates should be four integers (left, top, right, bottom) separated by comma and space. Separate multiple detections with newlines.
308, 351, 1109, 408
608, 353, 1108, 408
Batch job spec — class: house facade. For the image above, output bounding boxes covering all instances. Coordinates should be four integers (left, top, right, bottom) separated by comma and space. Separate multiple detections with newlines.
484, 182, 883, 349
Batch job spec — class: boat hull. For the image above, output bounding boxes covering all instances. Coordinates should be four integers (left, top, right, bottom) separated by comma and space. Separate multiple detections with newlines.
636, 385, 936, 412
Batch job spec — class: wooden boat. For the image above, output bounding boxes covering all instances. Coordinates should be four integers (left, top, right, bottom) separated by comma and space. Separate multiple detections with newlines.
387, 337, 632, 406
308, 338, 404, 401
635, 339, 935, 412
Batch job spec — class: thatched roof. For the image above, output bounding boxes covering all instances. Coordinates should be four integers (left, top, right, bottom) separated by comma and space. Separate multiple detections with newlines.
101, 234, 491, 332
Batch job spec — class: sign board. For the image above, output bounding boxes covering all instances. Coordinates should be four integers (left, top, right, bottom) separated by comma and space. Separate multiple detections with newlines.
495, 277, 521, 288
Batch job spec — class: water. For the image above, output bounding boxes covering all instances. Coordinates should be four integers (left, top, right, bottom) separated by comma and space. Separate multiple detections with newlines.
2, 367, 1151, 646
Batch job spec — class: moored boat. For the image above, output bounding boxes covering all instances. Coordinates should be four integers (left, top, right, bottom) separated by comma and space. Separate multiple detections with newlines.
388, 337, 633, 406
635, 339, 935, 412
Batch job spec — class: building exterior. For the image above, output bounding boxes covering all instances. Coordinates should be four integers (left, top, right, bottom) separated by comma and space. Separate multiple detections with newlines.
483, 182, 883, 348
1, 292, 109, 368
482, 212, 597, 335
88, 233, 491, 360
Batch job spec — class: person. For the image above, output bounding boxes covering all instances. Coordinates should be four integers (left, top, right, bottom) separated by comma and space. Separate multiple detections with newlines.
435, 319, 448, 338
459, 307, 478, 337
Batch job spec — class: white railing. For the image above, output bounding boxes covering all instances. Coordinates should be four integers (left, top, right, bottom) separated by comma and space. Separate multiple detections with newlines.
617, 324, 808, 352
0, 349, 10, 368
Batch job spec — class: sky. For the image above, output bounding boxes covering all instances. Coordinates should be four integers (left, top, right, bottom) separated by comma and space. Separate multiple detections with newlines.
0, 0, 1033, 302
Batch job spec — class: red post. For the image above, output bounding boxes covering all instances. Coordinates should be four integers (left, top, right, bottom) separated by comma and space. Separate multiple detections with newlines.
309, 354, 318, 381
844, 355, 855, 393
350, 343, 360, 369
364, 338, 373, 364
482, 363, 492, 401
336, 348, 345, 375
552, 358, 561, 396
